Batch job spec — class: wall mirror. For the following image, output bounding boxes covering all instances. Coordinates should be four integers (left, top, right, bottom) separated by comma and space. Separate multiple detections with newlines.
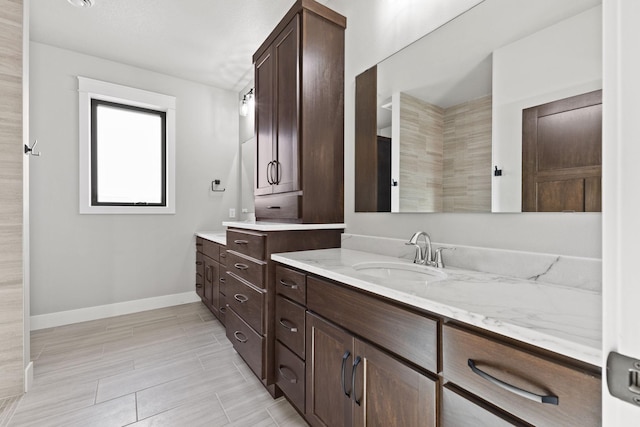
354, 0, 602, 213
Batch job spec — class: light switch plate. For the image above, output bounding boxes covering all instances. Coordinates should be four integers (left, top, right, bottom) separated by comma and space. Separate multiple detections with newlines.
229, 208, 236, 218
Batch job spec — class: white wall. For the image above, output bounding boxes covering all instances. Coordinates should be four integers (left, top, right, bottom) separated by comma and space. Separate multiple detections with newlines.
29, 42, 238, 316
492, 6, 602, 212
329, 0, 602, 258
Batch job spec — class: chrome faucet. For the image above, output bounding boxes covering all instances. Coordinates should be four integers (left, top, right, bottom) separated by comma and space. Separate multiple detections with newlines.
406, 231, 433, 266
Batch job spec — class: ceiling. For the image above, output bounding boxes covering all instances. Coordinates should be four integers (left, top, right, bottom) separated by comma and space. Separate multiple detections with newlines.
30, 0, 333, 92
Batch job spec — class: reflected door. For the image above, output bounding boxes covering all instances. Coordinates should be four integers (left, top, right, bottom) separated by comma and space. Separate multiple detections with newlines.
522, 90, 602, 212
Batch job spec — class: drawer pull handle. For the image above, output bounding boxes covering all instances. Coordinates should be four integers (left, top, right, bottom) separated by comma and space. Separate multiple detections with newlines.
195, 261, 203, 266
467, 359, 559, 405
196, 243, 203, 247
220, 307, 226, 314
234, 239, 249, 245
351, 356, 362, 406
220, 253, 227, 258
267, 206, 281, 209
278, 365, 298, 384
234, 263, 249, 271
219, 277, 226, 283
341, 351, 351, 398
278, 318, 298, 333
234, 294, 249, 303
279, 279, 299, 290
195, 284, 203, 288
233, 331, 248, 343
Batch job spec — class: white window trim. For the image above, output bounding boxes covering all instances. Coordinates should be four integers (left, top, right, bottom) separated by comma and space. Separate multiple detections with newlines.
78, 76, 176, 214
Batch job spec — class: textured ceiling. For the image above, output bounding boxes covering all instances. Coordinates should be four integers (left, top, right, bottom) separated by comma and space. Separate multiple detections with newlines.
30, 0, 333, 91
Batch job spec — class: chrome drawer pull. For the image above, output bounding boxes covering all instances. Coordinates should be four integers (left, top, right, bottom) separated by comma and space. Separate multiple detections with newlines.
195, 284, 203, 288
341, 351, 351, 398
234, 239, 249, 245
279, 279, 299, 290
220, 307, 226, 314
352, 356, 362, 406
234, 294, 249, 303
233, 331, 248, 343
278, 365, 298, 384
195, 261, 203, 266
234, 263, 249, 271
467, 359, 559, 405
278, 318, 298, 333
219, 277, 226, 283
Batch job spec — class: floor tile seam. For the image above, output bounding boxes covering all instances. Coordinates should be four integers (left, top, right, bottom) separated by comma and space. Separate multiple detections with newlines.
33, 352, 129, 378
0, 395, 22, 427
215, 393, 232, 424
232, 360, 250, 382
95, 366, 206, 404
32, 360, 136, 387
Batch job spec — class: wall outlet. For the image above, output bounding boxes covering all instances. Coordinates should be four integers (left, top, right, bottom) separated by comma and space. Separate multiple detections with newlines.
229, 208, 236, 218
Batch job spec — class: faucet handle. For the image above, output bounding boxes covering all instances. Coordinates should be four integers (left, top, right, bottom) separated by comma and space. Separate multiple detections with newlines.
434, 247, 456, 268
405, 242, 423, 264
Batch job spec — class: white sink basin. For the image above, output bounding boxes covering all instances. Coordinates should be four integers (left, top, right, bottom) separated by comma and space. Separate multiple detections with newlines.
352, 261, 447, 284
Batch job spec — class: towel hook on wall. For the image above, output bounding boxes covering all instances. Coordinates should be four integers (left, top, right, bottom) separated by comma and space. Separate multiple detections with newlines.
25, 139, 41, 157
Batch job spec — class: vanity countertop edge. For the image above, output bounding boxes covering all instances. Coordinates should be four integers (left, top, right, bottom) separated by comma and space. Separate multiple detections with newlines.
271, 248, 602, 367
195, 231, 226, 246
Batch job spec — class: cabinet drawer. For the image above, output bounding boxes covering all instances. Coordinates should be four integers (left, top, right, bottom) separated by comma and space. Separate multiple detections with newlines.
275, 340, 305, 413
442, 324, 601, 427
226, 273, 265, 334
226, 251, 266, 288
227, 229, 265, 260
276, 295, 305, 359
307, 276, 438, 373
202, 239, 219, 262
218, 248, 227, 266
255, 193, 301, 221
442, 385, 526, 427
275, 265, 306, 305
226, 308, 265, 379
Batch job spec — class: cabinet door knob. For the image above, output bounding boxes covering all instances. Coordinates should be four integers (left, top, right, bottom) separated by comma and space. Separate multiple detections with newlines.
467, 359, 559, 405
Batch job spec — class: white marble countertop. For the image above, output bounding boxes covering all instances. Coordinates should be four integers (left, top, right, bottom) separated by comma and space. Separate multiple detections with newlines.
222, 221, 345, 232
271, 248, 602, 367
195, 231, 226, 246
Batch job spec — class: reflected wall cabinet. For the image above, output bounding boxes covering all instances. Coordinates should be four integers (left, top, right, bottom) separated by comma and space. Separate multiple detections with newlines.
253, 0, 345, 224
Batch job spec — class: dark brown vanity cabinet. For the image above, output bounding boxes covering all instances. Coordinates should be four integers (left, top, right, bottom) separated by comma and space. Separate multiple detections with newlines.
195, 237, 226, 323
253, 0, 346, 223
225, 227, 342, 398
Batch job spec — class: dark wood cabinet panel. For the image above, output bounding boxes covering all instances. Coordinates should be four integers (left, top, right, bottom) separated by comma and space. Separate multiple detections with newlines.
352, 339, 437, 427
227, 229, 265, 260
307, 276, 438, 373
226, 272, 265, 334
442, 324, 601, 427
195, 239, 225, 322
442, 384, 529, 427
226, 251, 267, 289
226, 307, 265, 379
253, 0, 345, 223
195, 251, 204, 299
275, 265, 306, 304
275, 295, 306, 359
306, 312, 353, 427
275, 340, 306, 414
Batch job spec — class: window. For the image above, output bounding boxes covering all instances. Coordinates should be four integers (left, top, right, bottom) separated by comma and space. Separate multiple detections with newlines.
78, 77, 176, 214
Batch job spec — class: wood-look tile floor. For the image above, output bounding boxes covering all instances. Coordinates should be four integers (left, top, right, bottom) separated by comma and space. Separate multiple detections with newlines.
6, 302, 307, 427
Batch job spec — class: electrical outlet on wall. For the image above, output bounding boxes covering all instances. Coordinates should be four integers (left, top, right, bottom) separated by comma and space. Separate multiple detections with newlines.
229, 208, 236, 218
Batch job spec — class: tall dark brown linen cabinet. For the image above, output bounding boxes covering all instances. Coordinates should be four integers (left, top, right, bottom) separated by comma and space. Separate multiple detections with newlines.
253, 0, 346, 224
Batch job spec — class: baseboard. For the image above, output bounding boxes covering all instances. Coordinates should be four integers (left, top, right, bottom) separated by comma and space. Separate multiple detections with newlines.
30, 291, 201, 331
24, 362, 33, 392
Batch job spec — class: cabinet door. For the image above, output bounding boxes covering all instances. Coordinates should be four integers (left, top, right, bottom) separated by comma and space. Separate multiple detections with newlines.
352, 339, 437, 427
306, 312, 353, 427
209, 260, 220, 318
195, 252, 204, 299
272, 15, 300, 194
255, 48, 275, 196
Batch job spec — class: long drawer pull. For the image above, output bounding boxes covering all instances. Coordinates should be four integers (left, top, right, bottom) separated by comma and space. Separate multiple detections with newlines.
234, 263, 249, 271
234, 239, 249, 245
467, 359, 559, 405
341, 351, 351, 398
278, 365, 298, 384
267, 206, 281, 209
279, 279, 299, 290
352, 356, 362, 406
234, 294, 249, 303
233, 331, 248, 343
278, 318, 298, 333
